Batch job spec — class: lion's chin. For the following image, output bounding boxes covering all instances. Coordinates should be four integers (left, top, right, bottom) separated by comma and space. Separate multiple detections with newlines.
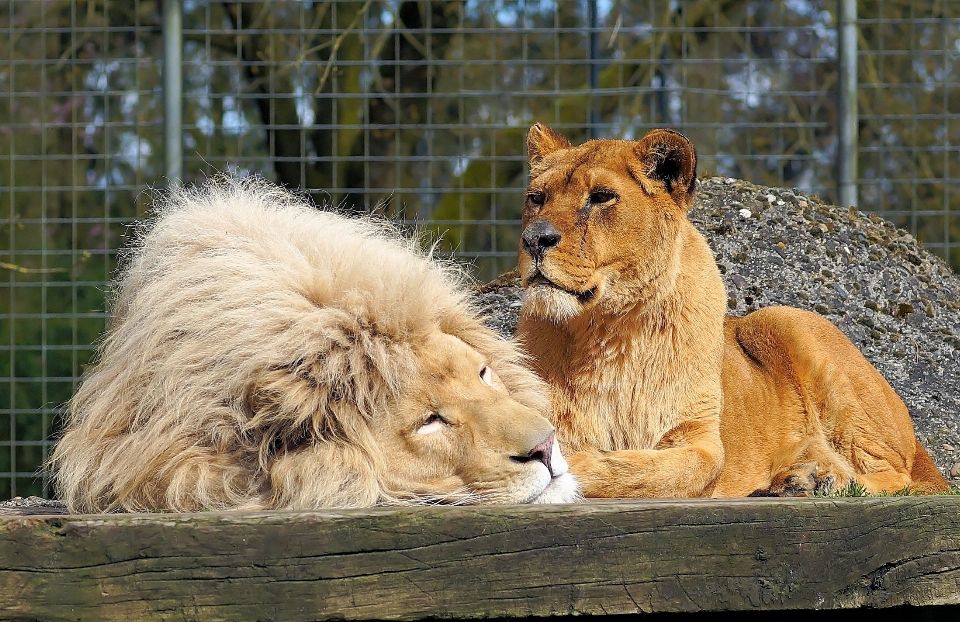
530, 472, 582, 504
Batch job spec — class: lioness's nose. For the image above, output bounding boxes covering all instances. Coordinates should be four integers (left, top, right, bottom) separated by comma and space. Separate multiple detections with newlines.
521, 220, 561, 257
511, 431, 555, 476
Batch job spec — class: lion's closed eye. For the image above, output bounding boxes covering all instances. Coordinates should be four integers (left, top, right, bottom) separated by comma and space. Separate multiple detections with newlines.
479, 365, 508, 393
479, 366, 495, 386
416, 412, 448, 435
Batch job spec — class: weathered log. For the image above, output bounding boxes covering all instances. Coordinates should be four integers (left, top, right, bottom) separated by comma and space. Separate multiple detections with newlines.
1, 498, 959, 621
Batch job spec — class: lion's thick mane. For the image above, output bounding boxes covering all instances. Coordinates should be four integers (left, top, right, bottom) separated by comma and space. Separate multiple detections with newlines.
52, 177, 549, 512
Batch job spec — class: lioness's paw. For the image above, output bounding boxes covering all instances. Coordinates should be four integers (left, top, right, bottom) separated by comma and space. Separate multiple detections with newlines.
567, 450, 600, 472
813, 473, 837, 496
750, 462, 839, 498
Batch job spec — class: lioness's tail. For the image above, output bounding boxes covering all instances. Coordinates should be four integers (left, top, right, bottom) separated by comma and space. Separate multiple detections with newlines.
910, 440, 950, 493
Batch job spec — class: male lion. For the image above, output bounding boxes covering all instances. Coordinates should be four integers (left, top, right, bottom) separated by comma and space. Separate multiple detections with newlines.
515, 123, 949, 497
52, 177, 578, 512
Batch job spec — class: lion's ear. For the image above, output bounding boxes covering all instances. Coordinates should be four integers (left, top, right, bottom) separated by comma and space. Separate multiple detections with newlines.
634, 129, 698, 205
527, 123, 572, 169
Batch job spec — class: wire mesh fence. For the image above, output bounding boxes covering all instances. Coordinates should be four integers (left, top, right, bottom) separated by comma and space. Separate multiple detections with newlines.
2, 0, 959, 499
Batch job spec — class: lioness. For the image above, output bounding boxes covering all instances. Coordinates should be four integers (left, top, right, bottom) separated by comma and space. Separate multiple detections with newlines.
52, 177, 579, 512
515, 123, 949, 497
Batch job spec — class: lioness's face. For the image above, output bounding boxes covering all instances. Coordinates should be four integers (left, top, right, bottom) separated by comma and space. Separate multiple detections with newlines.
518, 124, 697, 320
376, 332, 578, 504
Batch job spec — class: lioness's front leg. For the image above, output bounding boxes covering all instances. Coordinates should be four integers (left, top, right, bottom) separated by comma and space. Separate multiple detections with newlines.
567, 419, 724, 498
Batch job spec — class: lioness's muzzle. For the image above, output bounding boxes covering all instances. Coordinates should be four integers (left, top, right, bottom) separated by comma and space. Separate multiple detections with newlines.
521, 220, 562, 260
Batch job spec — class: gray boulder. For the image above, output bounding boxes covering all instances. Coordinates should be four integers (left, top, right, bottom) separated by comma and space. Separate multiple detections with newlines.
475, 177, 960, 481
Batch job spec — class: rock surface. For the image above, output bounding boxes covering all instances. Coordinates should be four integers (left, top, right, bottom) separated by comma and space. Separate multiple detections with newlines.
0, 496, 67, 515
475, 177, 960, 481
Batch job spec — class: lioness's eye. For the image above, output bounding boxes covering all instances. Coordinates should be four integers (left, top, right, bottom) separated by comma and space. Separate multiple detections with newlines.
590, 189, 616, 204
527, 191, 546, 206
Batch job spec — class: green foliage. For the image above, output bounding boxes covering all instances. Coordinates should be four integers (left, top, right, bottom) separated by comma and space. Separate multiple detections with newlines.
821, 480, 960, 497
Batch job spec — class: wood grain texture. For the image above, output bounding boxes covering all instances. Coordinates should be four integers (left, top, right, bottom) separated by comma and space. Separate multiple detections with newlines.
1, 498, 959, 621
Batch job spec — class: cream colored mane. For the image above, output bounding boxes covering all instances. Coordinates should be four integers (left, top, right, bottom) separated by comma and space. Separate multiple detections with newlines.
52, 177, 552, 512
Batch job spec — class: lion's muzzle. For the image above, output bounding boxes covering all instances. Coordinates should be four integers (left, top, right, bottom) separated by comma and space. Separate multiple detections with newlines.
512, 430, 556, 476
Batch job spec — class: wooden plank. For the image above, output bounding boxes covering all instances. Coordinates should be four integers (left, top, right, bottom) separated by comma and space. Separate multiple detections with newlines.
1, 498, 959, 621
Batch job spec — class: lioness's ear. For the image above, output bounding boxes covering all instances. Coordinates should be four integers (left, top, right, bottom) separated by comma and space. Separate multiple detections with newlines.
527, 123, 572, 169
634, 129, 698, 204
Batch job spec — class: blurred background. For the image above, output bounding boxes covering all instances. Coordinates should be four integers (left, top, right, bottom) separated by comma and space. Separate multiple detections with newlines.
2, 0, 959, 498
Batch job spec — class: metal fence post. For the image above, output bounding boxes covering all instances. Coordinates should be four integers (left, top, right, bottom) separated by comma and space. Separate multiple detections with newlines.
587, 0, 599, 139
163, 0, 183, 185
838, 0, 858, 208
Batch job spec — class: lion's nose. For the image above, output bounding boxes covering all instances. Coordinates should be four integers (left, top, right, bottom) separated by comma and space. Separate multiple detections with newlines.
521, 220, 561, 258
511, 431, 555, 476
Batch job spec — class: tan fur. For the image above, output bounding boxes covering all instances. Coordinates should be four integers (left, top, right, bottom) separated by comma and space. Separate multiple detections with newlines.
516, 124, 949, 498
51, 176, 579, 512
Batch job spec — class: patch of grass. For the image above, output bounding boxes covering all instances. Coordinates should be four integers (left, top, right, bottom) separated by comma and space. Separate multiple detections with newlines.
820, 480, 960, 497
